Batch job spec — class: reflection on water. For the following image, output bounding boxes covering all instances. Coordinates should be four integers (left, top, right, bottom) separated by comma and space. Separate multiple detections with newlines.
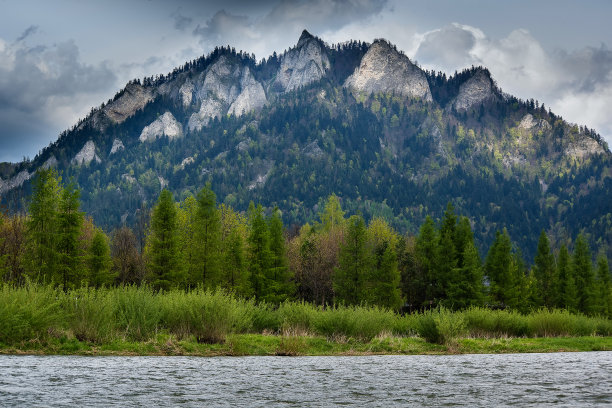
0, 352, 610, 407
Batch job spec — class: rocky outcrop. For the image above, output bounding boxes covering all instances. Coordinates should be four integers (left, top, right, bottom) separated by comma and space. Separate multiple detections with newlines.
344, 39, 432, 101
72, 141, 101, 165
565, 137, 607, 159
0, 170, 31, 195
229, 68, 267, 116
110, 139, 125, 154
188, 99, 224, 132
453, 69, 495, 111
273, 30, 330, 92
179, 80, 194, 108
139, 112, 183, 142
92, 83, 155, 130
518, 114, 551, 132
41, 155, 58, 169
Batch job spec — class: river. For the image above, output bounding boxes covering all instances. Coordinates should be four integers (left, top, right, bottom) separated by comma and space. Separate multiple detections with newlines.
1, 352, 610, 406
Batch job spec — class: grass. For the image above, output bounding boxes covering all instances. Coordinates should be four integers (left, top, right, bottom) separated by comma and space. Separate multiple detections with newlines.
0, 283, 611, 356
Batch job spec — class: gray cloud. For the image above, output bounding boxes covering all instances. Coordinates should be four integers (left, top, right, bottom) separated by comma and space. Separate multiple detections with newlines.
413, 24, 477, 70
16, 25, 38, 42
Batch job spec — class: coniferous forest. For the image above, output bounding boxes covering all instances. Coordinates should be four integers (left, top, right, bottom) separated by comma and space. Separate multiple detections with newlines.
2, 169, 610, 319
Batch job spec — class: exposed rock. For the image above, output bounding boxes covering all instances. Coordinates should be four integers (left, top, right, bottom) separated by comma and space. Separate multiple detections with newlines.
453, 69, 495, 111
248, 161, 274, 190
110, 139, 125, 154
188, 98, 224, 132
565, 136, 607, 159
198, 55, 242, 104
139, 112, 183, 142
303, 140, 324, 158
179, 80, 194, 108
121, 173, 136, 183
72, 141, 101, 165
158, 176, 168, 189
518, 114, 551, 131
0, 170, 31, 195
98, 83, 155, 128
273, 30, 330, 92
344, 39, 432, 101
236, 138, 253, 151
228, 67, 267, 116
41, 155, 58, 170
181, 157, 195, 168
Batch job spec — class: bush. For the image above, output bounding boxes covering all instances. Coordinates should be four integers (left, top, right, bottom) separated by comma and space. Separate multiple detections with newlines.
112, 285, 162, 341
69, 288, 115, 343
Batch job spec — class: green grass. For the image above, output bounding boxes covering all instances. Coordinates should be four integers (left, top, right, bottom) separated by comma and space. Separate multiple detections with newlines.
0, 283, 611, 356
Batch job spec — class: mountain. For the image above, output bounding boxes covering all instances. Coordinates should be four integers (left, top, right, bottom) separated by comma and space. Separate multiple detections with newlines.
1, 30, 610, 259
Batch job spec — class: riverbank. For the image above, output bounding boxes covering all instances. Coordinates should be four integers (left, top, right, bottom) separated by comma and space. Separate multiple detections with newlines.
1, 334, 610, 357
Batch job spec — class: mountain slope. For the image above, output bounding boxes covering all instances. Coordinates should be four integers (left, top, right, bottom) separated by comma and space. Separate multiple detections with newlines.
1, 30, 610, 259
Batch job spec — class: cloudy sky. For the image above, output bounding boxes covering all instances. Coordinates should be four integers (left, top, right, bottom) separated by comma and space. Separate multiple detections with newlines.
1, 0, 611, 162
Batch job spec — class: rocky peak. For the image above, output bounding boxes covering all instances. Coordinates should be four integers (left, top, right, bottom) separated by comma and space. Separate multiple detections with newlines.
72, 141, 101, 166
453, 68, 495, 111
344, 39, 432, 101
518, 114, 551, 132
272, 30, 330, 92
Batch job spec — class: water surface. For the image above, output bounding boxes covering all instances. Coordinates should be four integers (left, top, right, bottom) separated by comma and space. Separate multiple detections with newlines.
1, 352, 610, 406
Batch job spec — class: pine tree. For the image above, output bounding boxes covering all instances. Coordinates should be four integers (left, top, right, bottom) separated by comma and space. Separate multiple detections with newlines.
266, 207, 294, 303
177, 195, 199, 288
88, 228, 114, 288
334, 215, 370, 306
595, 254, 611, 318
195, 184, 221, 288
247, 202, 270, 302
556, 245, 577, 311
532, 231, 557, 308
484, 229, 517, 309
24, 169, 61, 283
572, 234, 596, 315
56, 181, 84, 290
368, 240, 402, 309
446, 240, 484, 309
146, 189, 180, 291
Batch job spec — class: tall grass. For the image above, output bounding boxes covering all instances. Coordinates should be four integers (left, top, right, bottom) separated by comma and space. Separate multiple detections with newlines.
0, 284, 610, 347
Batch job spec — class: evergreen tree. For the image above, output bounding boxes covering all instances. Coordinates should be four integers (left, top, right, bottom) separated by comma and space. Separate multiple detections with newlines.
414, 216, 437, 308
319, 194, 345, 231
247, 202, 270, 302
88, 228, 114, 288
177, 196, 199, 287
556, 245, 577, 311
595, 254, 611, 318
334, 215, 370, 305
266, 207, 294, 303
368, 240, 402, 309
532, 231, 557, 308
55, 181, 84, 290
446, 240, 484, 309
24, 169, 61, 283
572, 234, 596, 315
146, 189, 180, 291
219, 204, 250, 296
195, 184, 221, 288
484, 229, 518, 309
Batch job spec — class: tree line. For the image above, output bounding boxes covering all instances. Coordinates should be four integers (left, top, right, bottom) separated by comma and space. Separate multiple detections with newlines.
1, 169, 610, 317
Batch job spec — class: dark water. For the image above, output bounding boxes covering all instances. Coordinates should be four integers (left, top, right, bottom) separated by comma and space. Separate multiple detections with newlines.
0, 352, 610, 407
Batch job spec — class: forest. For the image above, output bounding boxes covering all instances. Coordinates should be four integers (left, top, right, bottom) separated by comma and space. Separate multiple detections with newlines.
2, 169, 611, 319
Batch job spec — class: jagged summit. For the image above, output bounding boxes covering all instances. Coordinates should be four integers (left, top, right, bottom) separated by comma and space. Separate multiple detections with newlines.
344, 39, 432, 101
453, 67, 496, 111
297, 29, 315, 47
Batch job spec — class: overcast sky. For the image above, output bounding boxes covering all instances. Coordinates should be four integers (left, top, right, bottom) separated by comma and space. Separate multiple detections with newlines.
1, 0, 611, 162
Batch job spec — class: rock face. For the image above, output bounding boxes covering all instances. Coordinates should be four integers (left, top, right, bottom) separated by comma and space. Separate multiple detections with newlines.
139, 112, 183, 142
453, 69, 495, 111
92, 83, 155, 130
0, 170, 31, 195
344, 39, 432, 101
273, 30, 330, 92
188, 56, 267, 132
110, 139, 125, 154
518, 114, 551, 132
565, 137, 607, 159
41, 155, 58, 169
179, 80, 194, 108
73, 141, 101, 165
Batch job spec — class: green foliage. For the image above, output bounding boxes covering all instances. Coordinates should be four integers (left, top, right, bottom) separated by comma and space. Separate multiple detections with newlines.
247, 202, 271, 302
88, 229, 114, 288
573, 234, 597, 315
556, 245, 577, 312
146, 189, 180, 290
532, 231, 557, 307
193, 184, 221, 288
334, 215, 369, 305
595, 254, 611, 318
55, 182, 84, 290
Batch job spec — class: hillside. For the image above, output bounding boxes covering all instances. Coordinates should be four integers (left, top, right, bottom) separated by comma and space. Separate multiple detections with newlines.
1, 30, 610, 259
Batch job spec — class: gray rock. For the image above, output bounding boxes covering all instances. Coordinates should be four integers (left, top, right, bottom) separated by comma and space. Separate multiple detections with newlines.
228, 67, 267, 116
96, 83, 155, 129
110, 139, 125, 155
41, 155, 57, 169
179, 80, 194, 108
139, 112, 183, 142
344, 39, 432, 101
273, 30, 330, 92
453, 69, 495, 111
565, 136, 607, 159
188, 98, 224, 132
518, 114, 551, 131
72, 141, 101, 165
0, 170, 31, 195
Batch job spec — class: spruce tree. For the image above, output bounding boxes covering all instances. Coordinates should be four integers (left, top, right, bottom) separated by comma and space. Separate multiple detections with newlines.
195, 184, 221, 288
334, 215, 370, 306
446, 241, 484, 309
595, 254, 611, 318
247, 202, 271, 302
532, 231, 557, 308
484, 229, 516, 309
368, 240, 402, 309
56, 181, 84, 290
556, 245, 577, 311
146, 189, 180, 291
572, 234, 596, 315
24, 169, 61, 283
177, 195, 199, 288
415, 216, 437, 308
266, 207, 294, 303
88, 229, 114, 288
